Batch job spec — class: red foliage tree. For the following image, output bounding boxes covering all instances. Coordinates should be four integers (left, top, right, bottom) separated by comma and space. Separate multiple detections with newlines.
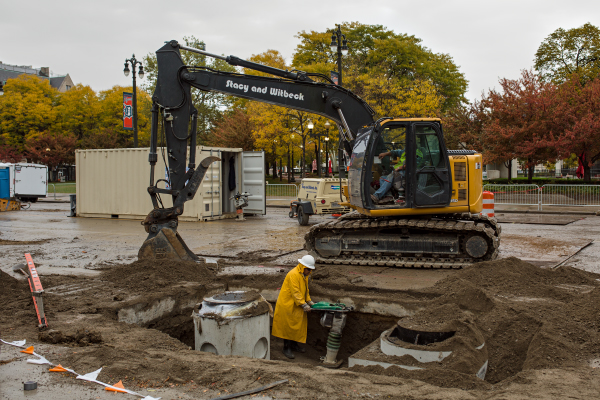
25, 132, 77, 181
209, 109, 255, 151
443, 100, 489, 156
482, 70, 559, 183
0, 142, 25, 163
553, 76, 600, 181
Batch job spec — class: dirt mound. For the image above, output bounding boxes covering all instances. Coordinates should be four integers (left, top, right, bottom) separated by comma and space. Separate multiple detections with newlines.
100, 259, 216, 291
389, 257, 600, 384
39, 327, 102, 346
435, 256, 598, 300
352, 364, 491, 391
0, 270, 25, 299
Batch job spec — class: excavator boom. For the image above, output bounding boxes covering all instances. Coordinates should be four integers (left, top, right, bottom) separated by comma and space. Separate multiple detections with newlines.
139, 40, 375, 261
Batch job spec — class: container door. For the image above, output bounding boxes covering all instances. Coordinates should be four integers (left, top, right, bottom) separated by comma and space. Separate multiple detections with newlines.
199, 149, 222, 219
241, 151, 266, 215
0, 168, 9, 199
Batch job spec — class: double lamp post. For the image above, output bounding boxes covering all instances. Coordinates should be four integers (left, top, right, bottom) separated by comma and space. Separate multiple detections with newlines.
295, 25, 347, 178
123, 54, 144, 148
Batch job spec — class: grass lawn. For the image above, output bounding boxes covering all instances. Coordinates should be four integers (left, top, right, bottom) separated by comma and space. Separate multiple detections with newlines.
49, 182, 76, 193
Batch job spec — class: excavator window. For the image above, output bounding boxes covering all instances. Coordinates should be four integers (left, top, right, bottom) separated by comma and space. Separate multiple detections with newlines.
370, 124, 408, 207
415, 125, 445, 195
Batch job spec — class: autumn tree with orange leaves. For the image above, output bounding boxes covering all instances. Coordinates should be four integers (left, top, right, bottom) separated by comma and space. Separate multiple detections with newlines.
553, 75, 600, 181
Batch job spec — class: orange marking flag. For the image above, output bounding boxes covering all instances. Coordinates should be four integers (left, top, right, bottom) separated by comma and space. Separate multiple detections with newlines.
49, 364, 69, 372
20, 346, 34, 354
105, 380, 128, 393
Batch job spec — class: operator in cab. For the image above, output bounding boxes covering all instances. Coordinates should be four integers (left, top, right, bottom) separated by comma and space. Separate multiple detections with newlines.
371, 149, 407, 204
272, 255, 315, 359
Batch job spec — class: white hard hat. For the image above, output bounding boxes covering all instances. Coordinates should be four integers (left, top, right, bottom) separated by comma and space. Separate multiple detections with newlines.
298, 255, 316, 269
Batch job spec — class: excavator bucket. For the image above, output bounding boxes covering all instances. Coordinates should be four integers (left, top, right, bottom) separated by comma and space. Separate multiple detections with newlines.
138, 156, 221, 262
138, 227, 198, 261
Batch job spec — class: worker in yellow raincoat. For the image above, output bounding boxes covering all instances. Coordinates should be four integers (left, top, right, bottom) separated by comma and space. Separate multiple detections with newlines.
272, 254, 315, 359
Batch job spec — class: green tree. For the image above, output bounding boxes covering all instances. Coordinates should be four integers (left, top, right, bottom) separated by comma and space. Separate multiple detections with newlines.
293, 22, 468, 111
0, 75, 58, 151
143, 36, 238, 144
534, 22, 600, 84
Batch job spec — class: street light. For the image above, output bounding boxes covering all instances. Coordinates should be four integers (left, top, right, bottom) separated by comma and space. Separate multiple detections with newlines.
124, 54, 144, 148
290, 132, 296, 182
330, 24, 348, 86
306, 121, 313, 177
324, 121, 331, 177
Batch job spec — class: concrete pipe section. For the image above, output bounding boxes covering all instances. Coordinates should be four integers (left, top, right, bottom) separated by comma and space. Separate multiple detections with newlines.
193, 291, 272, 360
349, 305, 489, 379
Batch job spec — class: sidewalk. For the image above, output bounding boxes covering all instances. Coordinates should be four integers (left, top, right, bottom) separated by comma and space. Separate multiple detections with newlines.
38, 193, 71, 203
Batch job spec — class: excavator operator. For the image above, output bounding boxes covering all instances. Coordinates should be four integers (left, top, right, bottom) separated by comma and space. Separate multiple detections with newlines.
272, 255, 316, 359
372, 149, 407, 204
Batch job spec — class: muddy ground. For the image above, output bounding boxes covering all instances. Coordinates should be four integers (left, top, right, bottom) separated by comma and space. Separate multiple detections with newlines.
1, 202, 600, 399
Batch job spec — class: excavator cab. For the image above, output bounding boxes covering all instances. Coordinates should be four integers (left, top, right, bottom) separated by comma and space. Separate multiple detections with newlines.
347, 118, 452, 212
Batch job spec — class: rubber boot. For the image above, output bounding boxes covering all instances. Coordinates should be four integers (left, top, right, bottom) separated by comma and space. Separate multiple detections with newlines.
291, 341, 306, 353
283, 339, 295, 359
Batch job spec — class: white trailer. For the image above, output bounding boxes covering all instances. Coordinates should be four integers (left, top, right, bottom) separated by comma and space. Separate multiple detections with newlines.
0, 163, 48, 202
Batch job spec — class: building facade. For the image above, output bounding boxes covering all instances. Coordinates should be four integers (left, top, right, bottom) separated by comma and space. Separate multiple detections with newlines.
0, 62, 74, 94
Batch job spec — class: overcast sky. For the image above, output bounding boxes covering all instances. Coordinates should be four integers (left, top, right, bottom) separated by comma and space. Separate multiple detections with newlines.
2, 1, 598, 103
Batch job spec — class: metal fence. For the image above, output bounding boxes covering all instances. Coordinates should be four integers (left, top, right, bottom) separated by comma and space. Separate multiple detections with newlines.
541, 185, 600, 207
483, 184, 600, 210
47, 183, 76, 199
483, 184, 541, 207
266, 184, 299, 199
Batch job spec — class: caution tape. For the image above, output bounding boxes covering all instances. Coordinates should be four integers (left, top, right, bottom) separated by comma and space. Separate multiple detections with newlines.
0, 339, 160, 399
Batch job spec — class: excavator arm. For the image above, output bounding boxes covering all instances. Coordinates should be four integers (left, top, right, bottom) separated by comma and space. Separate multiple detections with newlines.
139, 40, 375, 261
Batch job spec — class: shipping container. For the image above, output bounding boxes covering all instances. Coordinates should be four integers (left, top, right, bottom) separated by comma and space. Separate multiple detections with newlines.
75, 147, 265, 221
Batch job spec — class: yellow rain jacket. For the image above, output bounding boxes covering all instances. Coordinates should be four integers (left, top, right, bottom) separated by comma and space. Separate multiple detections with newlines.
271, 263, 312, 343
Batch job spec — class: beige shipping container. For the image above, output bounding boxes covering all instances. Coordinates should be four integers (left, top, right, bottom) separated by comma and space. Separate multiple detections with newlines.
75, 146, 265, 221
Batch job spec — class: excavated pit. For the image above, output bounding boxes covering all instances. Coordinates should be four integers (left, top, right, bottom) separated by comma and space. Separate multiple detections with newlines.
116, 291, 398, 366
4, 255, 600, 394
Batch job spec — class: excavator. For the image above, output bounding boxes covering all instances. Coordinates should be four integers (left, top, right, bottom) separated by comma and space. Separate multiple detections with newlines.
138, 40, 500, 268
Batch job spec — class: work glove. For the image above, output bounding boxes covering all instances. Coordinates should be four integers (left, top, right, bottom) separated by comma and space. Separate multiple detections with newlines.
302, 303, 311, 312
307, 301, 315, 306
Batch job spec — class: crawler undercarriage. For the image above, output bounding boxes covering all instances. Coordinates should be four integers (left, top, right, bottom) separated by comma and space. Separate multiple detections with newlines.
305, 211, 501, 269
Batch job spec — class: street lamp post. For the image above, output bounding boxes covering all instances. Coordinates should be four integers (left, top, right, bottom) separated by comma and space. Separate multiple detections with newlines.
123, 54, 144, 148
290, 133, 296, 182
306, 120, 313, 178
330, 24, 348, 86
324, 121, 331, 177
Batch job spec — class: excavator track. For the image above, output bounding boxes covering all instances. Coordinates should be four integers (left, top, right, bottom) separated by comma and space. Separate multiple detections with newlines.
305, 211, 501, 269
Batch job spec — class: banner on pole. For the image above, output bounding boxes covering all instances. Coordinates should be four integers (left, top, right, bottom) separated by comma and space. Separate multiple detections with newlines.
330, 71, 339, 85
123, 92, 133, 130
